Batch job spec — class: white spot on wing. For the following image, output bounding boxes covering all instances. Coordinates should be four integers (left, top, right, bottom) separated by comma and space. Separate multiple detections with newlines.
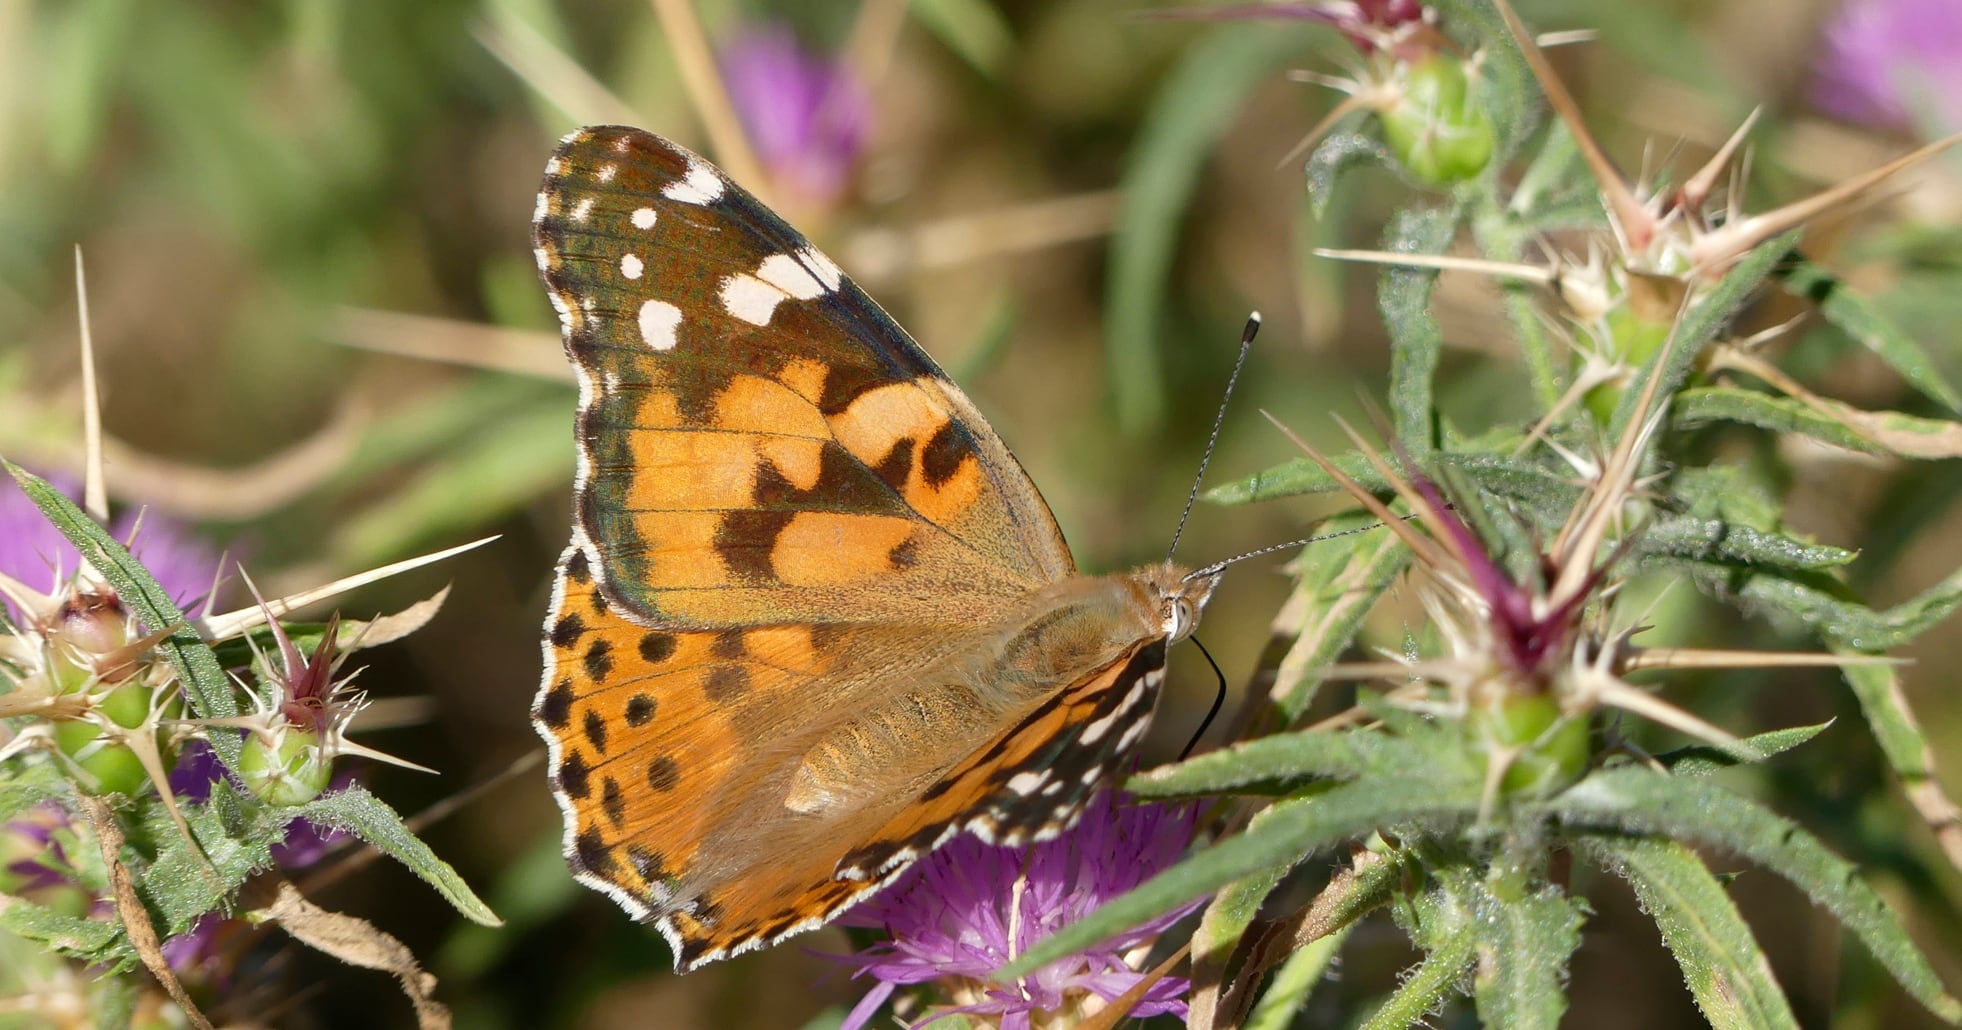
798, 246, 843, 291
663, 157, 724, 205
621, 253, 644, 280
631, 207, 657, 230
638, 299, 682, 351
597, 163, 618, 183
533, 191, 550, 223
1006, 771, 1045, 796
571, 196, 595, 223
720, 274, 784, 326
757, 253, 827, 300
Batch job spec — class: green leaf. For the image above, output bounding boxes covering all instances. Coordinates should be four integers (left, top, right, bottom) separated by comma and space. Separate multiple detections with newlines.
1551, 767, 1961, 1020
1470, 882, 1583, 1030
1245, 923, 1352, 1030
0, 899, 126, 965
4, 462, 242, 767
1382, 205, 1461, 450
0, 766, 68, 822
908, 0, 1014, 78
1777, 259, 1962, 412
1654, 721, 1833, 777
1609, 234, 1794, 437
296, 786, 500, 926
1001, 776, 1483, 977
1676, 386, 1962, 458
1305, 132, 1396, 216
1691, 562, 1962, 653
1207, 448, 1571, 508
1639, 515, 1855, 573
1273, 514, 1412, 722
141, 789, 273, 933
1106, 24, 1303, 433
1838, 658, 1962, 859
1131, 725, 1455, 798
1581, 836, 1800, 1030
1358, 924, 1476, 1030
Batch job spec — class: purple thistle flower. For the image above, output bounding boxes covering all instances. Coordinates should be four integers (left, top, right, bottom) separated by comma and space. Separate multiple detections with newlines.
833, 792, 1200, 1030
0, 472, 219, 617
719, 24, 868, 211
1812, 0, 1962, 133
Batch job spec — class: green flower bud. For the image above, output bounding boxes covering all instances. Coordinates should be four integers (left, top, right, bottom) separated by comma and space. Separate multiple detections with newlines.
1378, 55, 1496, 186
1470, 691, 1590, 797
239, 726, 332, 806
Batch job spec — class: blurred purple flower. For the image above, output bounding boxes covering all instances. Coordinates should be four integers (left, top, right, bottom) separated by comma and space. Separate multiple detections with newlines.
719, 24, 868, 210
834, 792, 1200, 1030
0, 472, 219, 617
1812, 0, 1962, 133
1, 804, 90, 900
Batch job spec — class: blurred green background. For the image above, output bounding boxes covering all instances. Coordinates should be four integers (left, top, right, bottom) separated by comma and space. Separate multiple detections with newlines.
2, 0, 1960, 1027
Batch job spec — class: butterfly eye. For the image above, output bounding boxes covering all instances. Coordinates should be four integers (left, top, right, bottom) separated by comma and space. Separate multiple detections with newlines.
1167, 598, 1196, 641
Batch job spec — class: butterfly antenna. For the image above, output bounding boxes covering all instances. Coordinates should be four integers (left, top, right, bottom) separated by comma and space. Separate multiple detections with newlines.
1169, 312, 1261, 561
1180, 635, 1229, 760
1183, 516, 1415, 583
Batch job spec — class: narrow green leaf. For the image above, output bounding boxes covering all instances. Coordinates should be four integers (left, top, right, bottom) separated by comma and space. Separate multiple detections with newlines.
1131, 726, 1448, 798
1838, 658, 1962, 863
1206, 448, 1571, 508
1245, 923, 1352, 1030
1551, 767, 1961, 1020
1581, 836, 1800, 1030
1106, 24, 1303, 433
1687, 561, 1962, 653
0, 899, 126, 964
1358, 927, 1476, 1030
4, 462, 241, 766
296, 786, 500, 926
1677, 386, 1962, 458
1382, 205, 1461, 450
1470, 882, 1583, 1030
141, 794, 271, 933
1640, 515, 1855, 573
1609, 235, 1795, 437
1001, 776, 1483, 977
0, 767, 67, 822
1654, 722, 1833, 777
1274, 515, 1411, 722
1305, 133, 1396, 216
1778, 259, 1962, 412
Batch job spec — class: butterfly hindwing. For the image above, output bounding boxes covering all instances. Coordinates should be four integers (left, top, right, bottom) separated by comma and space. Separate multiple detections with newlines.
533, 127, 1072, 631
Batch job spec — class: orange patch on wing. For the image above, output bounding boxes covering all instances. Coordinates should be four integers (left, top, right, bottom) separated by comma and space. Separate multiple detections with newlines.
769, 512, 917, 586
740, 625, 820, 671
826, 382, 945, 466
776, 357, 829, 403
626, 432, 758, 510
901, 451, 984, 528
628, 512, 732, 587
756, 436, 827, 491
712, 374, 829, 437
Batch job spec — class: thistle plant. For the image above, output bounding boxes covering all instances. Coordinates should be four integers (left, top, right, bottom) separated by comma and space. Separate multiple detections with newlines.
933, 1, 1962, 1027
0, 296, 499, 1027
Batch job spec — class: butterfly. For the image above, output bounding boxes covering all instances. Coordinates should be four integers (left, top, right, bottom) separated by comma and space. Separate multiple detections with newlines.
530, 125, 1222, 971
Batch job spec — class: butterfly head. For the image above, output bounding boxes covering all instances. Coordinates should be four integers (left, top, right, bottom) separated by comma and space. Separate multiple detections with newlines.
1148, 562, 1221, 643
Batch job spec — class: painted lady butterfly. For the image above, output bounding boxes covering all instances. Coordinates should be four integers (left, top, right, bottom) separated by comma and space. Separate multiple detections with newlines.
531, 126, 1221, 970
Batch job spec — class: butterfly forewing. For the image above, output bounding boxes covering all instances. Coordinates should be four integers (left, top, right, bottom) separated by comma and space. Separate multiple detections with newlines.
534, 127, 1071, 630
